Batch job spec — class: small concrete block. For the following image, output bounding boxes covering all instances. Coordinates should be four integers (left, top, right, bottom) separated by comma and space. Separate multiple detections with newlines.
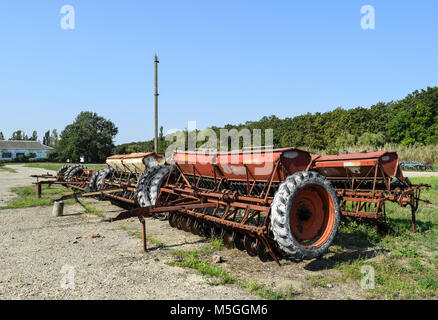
52, 201, 64, 217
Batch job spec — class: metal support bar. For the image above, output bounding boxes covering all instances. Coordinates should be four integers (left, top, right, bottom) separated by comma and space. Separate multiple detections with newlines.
103, 202, 218, 222
36, 183, 42, 198
139, 216, 147, 252
154, 54, 159, 153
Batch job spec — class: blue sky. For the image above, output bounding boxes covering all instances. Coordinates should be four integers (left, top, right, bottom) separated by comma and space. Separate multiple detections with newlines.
0, 0, 437, 144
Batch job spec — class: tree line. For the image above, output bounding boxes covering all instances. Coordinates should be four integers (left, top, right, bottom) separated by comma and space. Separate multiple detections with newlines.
1, 130, 38, 141
0, 129, 59, 147
114, 87, 438, 155
4, 86, 435, 163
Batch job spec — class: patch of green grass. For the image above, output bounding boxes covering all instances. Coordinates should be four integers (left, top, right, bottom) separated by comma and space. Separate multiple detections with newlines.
410, 177, 438, 206
306, 274, 329, 288
23, 162, 107, 172
429, 255, 438, 270
167, 244, 299, 300
0, 166, 18, 173
238, 281, 298, 300
335, 219, 382, 248
2, 197, 53, 209
83, 204, 103, 217
318, 177, 438, 299
0, 184, 74, 210
128, 176, 437, 300
132, 231, 166, 249
330, 232, 438, 299
11, 185, 67, 197
168, 250, 236, 284
121, 224, 166, 249
209, 237, 224, 250
146, 236, 166, 249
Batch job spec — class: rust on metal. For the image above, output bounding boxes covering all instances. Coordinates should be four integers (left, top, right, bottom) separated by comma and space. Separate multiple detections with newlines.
31, 148, 431, 263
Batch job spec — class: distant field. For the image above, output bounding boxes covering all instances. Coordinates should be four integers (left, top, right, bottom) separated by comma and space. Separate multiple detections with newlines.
13, 162, 107, 172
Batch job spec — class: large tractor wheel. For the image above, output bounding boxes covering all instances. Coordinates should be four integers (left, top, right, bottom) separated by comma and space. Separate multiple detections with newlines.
63, 165, 80, 181
136, 165, 173, 220
96, 167, 114, 191
88, 171, 99, 191
270, 171, 340, 260
57, 165, 71, 180
65, 165, 86, 182
136, 165, 166, 207
148, 165, 172, 205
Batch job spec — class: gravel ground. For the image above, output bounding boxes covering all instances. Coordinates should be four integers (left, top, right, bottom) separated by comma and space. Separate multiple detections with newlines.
0, 165, 259, 300
0, 205, 263, 300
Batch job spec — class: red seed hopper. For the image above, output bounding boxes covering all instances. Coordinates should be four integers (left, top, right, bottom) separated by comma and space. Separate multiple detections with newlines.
309, 151, 430, 232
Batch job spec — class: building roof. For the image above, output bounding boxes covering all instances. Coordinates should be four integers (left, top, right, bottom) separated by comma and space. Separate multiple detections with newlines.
0, 140, 54, 150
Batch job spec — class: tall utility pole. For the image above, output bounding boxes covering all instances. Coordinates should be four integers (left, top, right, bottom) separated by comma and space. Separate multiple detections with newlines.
154, 54, 159, 153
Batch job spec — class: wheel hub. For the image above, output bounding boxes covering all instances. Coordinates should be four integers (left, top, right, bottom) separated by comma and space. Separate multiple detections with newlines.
289, 184, 335, 248
297, 205, 312, 222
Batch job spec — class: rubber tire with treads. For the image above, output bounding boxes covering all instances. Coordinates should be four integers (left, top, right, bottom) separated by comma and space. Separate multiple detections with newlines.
88, 171, 99, 191
136, 165, 165, 207
147, 165, 173, 205
63, 165, 82, 182
270, 171, 341, 260
57, 165, 71, 180
96, 167, 114, 191
66, 165, 87, 182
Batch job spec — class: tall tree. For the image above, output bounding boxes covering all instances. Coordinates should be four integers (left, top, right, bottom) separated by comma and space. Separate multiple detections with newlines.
57, 111, 118, 162
43, 130, 50, 146
10, 130, 25, 140
29, 130, 38, 141
0, 131, 4, 140
50, 129, 59, 147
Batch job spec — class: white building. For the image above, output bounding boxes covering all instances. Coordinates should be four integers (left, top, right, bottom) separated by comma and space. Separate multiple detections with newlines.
0, 140, 53, 160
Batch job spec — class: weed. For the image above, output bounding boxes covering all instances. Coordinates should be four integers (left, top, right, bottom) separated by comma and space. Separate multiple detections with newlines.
0, 166, 17, 173
23, 162, 107, 172
0, 185, 74, 209
83, 204, 103, 217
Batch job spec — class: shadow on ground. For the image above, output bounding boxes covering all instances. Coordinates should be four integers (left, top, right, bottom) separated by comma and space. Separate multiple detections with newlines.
304, 248, 390, 271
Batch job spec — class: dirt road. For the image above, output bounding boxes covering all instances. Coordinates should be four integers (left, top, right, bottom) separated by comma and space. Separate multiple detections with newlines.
403, 171, 438, 178
0, 164, 55, 206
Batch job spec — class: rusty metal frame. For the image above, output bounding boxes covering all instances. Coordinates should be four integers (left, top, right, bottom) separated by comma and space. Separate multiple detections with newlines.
32, 150, 431, 265
137, 163, 282, 264
319, 159, 430, 232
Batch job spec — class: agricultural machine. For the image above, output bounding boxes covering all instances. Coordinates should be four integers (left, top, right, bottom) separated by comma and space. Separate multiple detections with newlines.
32, 148, 430, 265
31, 152, 165, 204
